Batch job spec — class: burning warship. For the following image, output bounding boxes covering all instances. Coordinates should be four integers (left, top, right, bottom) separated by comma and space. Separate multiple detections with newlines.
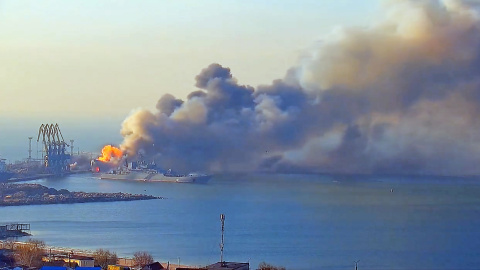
92, 145, 210, 183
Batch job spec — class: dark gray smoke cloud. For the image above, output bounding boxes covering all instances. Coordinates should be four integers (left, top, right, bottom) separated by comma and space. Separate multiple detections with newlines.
120, 0, 480, 175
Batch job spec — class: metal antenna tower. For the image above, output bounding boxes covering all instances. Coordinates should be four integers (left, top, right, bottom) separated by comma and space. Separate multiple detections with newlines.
28, 137, 33, 161
354, 260, 360, 270
220, 214, 225, 266
70, 140, 74, 157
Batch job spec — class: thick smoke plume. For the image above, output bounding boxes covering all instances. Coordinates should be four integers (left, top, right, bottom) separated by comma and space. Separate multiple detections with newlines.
120, 0, 480, 175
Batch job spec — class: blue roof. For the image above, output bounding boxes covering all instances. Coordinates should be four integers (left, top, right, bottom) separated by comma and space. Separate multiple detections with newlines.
40, 267, 67, 270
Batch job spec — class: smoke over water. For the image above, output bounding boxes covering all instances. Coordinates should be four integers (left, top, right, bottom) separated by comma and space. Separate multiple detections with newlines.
120, 0, 480, 175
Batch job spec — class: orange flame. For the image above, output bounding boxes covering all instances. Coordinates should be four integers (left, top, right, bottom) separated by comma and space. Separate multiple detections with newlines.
98, 145, 123, 162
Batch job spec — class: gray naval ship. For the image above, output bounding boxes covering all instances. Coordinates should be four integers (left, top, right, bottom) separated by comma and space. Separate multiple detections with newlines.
98, 160, 210, 183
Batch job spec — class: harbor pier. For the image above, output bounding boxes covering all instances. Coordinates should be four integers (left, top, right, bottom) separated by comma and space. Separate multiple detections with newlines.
0, 223, 31, 239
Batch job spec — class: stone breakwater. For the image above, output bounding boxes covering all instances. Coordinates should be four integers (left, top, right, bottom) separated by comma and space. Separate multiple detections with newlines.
0, 183, 162, 206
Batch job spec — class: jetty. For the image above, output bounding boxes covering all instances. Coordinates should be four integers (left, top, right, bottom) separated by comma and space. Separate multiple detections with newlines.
0, 223, 31, 239
0, 183, 162, 207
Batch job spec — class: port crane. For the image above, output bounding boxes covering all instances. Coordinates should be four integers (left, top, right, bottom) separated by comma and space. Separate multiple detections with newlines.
37, 123, 71, 173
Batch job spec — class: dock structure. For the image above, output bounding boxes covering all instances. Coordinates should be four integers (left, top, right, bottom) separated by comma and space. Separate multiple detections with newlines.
0, 223, 30, 238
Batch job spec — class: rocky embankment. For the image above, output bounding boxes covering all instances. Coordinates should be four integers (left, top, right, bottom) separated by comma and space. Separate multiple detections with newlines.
0, 183, 162, 206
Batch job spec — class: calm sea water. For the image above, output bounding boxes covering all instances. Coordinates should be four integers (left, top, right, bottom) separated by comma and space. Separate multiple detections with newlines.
1, 173, 480, 270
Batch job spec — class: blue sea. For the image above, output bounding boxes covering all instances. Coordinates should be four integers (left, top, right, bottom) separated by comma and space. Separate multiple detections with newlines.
1, 173, 480, 270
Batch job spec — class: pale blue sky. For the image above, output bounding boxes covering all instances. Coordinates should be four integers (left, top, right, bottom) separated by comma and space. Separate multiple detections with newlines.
0, 0, 381, 160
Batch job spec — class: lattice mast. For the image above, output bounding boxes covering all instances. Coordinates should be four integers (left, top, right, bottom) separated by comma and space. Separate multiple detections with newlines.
220, 213, 225, 265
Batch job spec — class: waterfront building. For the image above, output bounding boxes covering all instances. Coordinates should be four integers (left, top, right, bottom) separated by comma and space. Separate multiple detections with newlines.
42, 254, 94, 268
141, 262, 164, 270
107, 265, 130, 270
205, 262, 249, 270
68, 256, 95, 268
